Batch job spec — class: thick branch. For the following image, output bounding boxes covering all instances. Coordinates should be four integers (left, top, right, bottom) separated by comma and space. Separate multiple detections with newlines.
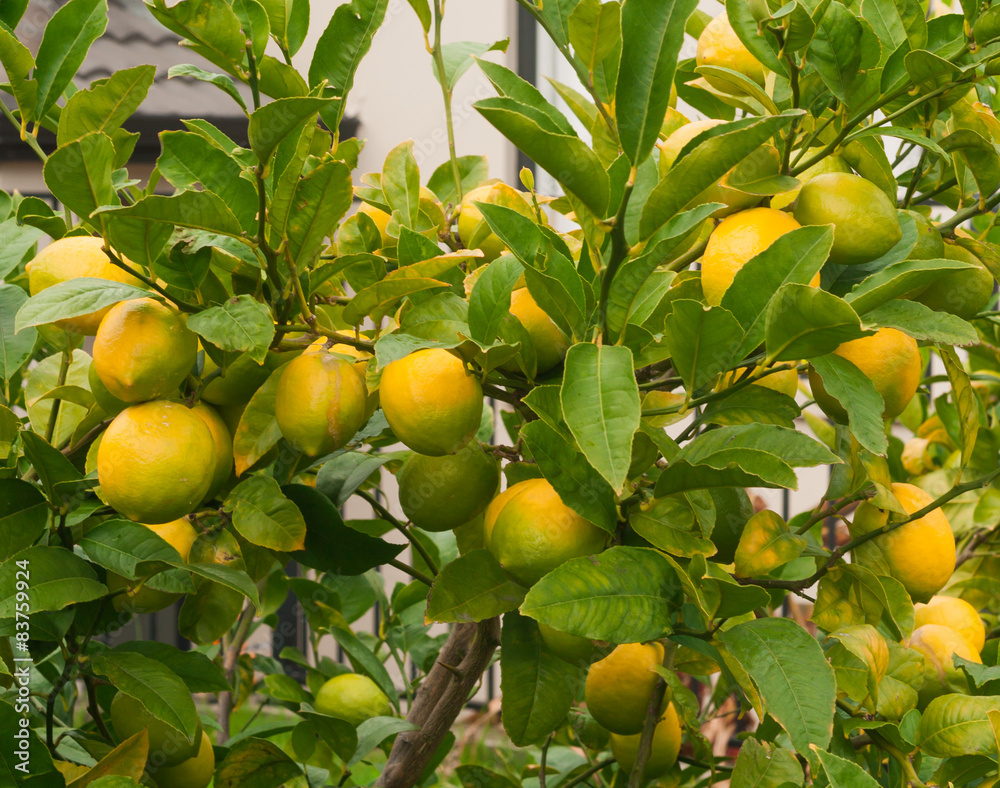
376, 618, 501, 787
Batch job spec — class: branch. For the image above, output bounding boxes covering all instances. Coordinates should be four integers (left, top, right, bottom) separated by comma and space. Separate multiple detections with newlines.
376, 618, 501, 787
628, 641, 677, 787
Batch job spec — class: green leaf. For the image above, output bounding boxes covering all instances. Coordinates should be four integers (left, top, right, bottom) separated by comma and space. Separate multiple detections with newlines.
145, 0, 247, 73
725, 0, 785, 73
0, 25, 36, 125
57, 65, 156, 146
167, 63, 248, 113
808, 1, 865, 102
34, 0, 108, 120
248, 97, 333, 163
272, 157, 352, 268
214, 737, 303, 788
702, 385, 799, 429
943, 129, 1000, 200
232, 365, 284, 476
729, 738, 804, 788
295, 712, 357, 762
862, 0, 927, 51
427, 155, 488, 205
615, 0, 697, 164
186, 296, 275, 364
520, 546, 680, 643
0, 481, 48, 562
284, 484, 404, 576
426, 549, 526, 623
348, 717, 419, 768
14, 277, 148, 333
940, 345, 979, 470
97, 191, 245, 237
381, 141, 421, 229
722, 225, 835, 358
0, 218, 43, 280
631, 496, 716, 558
862, 299, 977, 346
112, 641, 230, 693
520, 420, 617, 534
765, 284, 870, 362
0, 286, 36, 382
314, 452, 399, 507
568, 0, 620, 74
78, 519, 182, 579
326, 615, 398, 705
560, 343, 639, 494
468, 256, 522, 344
68, 731, 148, 787
501, 612, 582, 746
918, 695, 1000, 758
811, 746, 881, 788
810, 354, 887, 454
475, 97, 610, 217
233, 0, 270, 60
223, 476, 307, 552
435, 40, 510, 90
844, 258, 975, 314
717, 617, 836, 755
342, 276, 448, 326
640, 112, 801, 239
664, 301, 744, 393
308, 0, 389, 129
43, 132, 115, 221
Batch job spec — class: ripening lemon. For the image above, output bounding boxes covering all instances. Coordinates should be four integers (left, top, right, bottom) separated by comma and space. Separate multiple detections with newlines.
701, 207, 810, 306
150, 730, 214, 788
107, 518, 199, 614
902, 210, 945, 261
719, 365, 799, 398
696, 12, 765, 92
487, 478, 607, 586
314, 673, 392, 727
274, 343, 368, 457
794, 172, 902, 265
92, 298, 197, 403
356, 202, 392, 248
658, 120, 757, 216
585, 642, 666, 735
201, 352, 277, 407
191, 403, 234, 501
98, 400, 216, 523
539, 623, 610, 667
914, 595, 986, 653
610, 703, 683, 778
908, 623, 981, 706
110, 692, 202, 767
311, 339, 379, 419
809, 327, 921, 423
380, 348, 483, 456
458, 183, 536, 263
770, 154, 851, 211
850, 483, 956, 602
26, 236, 143, 335
916, 242, 995, 319
503, 288, 569, 374
397, 440, 499, 532
481, 482, 526, 552
88, 362, 129, 417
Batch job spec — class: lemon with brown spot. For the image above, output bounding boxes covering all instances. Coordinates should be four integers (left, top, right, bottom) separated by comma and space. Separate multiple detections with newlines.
914, 595, 986, 653
610, 703, 683, 778
487, 477, 607, 586
26, 237, 143, 335
92, 297, 197, 403
809, 327, 921, 424
380, 348, 483, 456
503, 287, 569, 374
274, 342, 368, 457
107, 518, 200, 613
850, 482, 956, 602
585, 642, 666, 735
98, 400, 216, 523
696, 12, 765, 92
701, 207, 810, 306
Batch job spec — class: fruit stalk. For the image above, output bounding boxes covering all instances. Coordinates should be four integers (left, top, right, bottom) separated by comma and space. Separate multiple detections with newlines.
376, 617, 501, 787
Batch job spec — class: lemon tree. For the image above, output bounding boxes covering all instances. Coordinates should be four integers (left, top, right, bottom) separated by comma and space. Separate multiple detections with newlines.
6, 0, 1000, 786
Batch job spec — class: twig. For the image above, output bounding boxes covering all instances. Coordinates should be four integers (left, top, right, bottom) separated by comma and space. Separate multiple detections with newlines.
598, 172, 637, 341
628, 641, 677, 787
388, 557, 434, 587
356, 490, 440, 576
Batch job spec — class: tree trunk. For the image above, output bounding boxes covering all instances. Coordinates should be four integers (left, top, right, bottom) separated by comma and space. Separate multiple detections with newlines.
376, 617, 501, 787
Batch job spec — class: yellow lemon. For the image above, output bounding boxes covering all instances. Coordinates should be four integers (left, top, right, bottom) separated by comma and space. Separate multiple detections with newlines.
26, 236, 143, 334
610, 703, 683, 778
720, 365, 799, 398
107, 518, 199, 614
850, 482, 956, 602
701, 207, 806, 306
916, 242, 995, 319
481, 482, 527, 552
357, 202, 392, 248
274, 346, 368, 457
397, 440, 499, 532
149, 730, 214, 788
458, 183, 536, 263
908, 623, 981, 706
503, 287, 569, 374
92, 297, 197, 403
914, 595, 986, 653
488, 478, 607, 586
97, 400, 216, 523
380, 348, 483, 456
309, 338, 379, 419
809, 327, 921, 423
770, 154, 851, 211
794, 172, 902, 265
109, 692, 202, 767
191, 403, 234, 500
696, 12, 765, 92
314, 674, 392, 727
585, 642, 665, 735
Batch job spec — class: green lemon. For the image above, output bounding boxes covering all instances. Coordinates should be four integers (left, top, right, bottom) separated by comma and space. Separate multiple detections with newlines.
314, 673, 393, 727
915, 242, 995, 319
538, 623, 611, 667
901, 210, 944, 260
150, 730, 215, 788
109, 692, 202, 767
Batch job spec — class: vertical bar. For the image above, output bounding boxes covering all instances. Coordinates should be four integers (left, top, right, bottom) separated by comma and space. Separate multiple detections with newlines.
515, 3, 538, 180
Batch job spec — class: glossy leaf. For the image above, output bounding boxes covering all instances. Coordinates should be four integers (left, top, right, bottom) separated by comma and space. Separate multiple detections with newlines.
97, 191, 245, 238
729, 738, 804, 788
701, 385, 799, 429
863, 300, 977, 346
57, 64, 156, 146
426, 549, 526, 623
224, 476, 307, 552
0, 546, 105, 617
112, 641, 230, 693
0, 218, 44, 280
844, 258, 975, 314
232, 366, 284, 476
631, 496, 716, 558
811, 746, 881, 788
664, 301, 744, 393
810, 354, 887, 454
248, 97, 333, 163
214, 738, 303, 788
765, 284, 870, 362
78, 519, 183, 579
468, 256, 521, 344
808, 1, 865, 102
0, 480, 48, 559
919, 695, 1000, 758
427, 155, 489, 205
43, 132, 115, 221
272, 157, 352, 268
15, 277, 147, 333
0, 286, 36, 383
520, 546, 680, 643
940, 345, 979, 470
34, 0, 108, 120
186, 296, 275, 364
348, 717, 419, 768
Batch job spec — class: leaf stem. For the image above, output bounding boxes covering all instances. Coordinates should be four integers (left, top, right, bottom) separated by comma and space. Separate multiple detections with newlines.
429, 0, 465, 202
388, 557, 434, 586
598, 173, 636, 342
356, 489, 440, 576
938, 188, 1000, 235
0, 101, 47, 162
